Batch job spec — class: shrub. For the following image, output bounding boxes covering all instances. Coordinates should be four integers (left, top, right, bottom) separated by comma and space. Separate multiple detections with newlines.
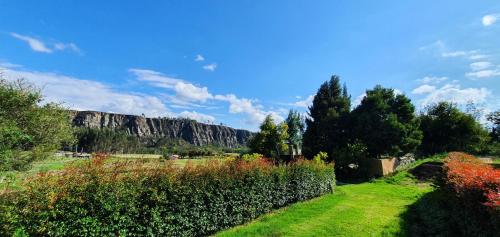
0, 156, 334, 236
443, 152, 500, 236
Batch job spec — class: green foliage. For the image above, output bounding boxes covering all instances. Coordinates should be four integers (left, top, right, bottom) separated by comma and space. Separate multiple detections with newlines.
0, 79, 73, 171
285, 110, 305, 152
351, 85, 422, 158
248, 115, 289, 159
313, 151, 328, 163
303, 75, 351, 163
74, 127, 142, 153
241, 153, 263, 161
0, 158, 335, 236
419, 102, 489, 155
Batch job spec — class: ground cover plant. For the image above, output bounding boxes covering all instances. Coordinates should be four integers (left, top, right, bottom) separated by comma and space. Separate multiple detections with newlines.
0, 155, 335, 236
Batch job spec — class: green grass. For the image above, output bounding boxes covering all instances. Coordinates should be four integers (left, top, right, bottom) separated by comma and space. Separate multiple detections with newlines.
0, 156, 81, 190
216, 157, 444, 237
216, 182, 432, 237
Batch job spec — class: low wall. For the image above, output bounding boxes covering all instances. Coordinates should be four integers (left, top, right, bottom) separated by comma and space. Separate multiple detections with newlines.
368, 158, 397, 177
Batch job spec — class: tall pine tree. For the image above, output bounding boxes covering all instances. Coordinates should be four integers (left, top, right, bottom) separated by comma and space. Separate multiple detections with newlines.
303, 75, 351, 162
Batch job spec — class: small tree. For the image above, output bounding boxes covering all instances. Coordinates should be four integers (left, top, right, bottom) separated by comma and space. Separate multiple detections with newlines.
351, 85, 422, 158
248, 115, 288, 160
285, 110, 305, 159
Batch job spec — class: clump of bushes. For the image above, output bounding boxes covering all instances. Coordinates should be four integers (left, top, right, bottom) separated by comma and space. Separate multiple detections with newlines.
0, 155, 335, 236
443, 152, 499, 236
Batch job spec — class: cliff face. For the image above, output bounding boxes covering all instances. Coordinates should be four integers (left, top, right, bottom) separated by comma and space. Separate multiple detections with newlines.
70, 111, 254, 148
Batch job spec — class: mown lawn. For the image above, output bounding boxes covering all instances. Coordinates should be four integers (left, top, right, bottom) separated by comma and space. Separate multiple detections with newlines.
216, 181, 432, 237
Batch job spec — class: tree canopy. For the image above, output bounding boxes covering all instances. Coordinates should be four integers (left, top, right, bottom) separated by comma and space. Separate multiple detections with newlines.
419, 102, 488, 155
248, 115, 288, 159
351, 85, 422, 158
0, 79, 73, 171
302, 75, 351, 161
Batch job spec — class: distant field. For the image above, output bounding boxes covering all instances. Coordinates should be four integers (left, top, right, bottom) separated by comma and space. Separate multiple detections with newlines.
0, 154, 222, 191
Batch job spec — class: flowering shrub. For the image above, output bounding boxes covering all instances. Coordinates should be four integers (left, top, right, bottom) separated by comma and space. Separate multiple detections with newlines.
0, 156, 334, 236
443, 152, 500, 236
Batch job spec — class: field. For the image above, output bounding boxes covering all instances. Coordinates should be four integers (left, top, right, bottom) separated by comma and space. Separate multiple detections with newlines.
0, 154, 213, 191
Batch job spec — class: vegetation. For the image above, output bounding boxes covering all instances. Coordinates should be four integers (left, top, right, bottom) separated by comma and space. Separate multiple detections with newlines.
0, 79, 73, 171
351, 86, 422, 158
442, 152, 499, 236
0, 156, 335, 236
248, 115, 289, 160
419, 102, 490, 155
284, 110, 305, 160
302, 76, 351, 163
217, 157, 439, 237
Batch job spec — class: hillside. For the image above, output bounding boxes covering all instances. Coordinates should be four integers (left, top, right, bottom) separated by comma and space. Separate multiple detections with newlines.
70, 110, 254, 148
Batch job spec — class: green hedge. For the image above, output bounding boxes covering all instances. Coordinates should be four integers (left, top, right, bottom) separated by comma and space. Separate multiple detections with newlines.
0, 158, 335, 236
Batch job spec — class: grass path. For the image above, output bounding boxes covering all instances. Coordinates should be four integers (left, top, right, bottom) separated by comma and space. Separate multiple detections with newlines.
216, 180, 432, 237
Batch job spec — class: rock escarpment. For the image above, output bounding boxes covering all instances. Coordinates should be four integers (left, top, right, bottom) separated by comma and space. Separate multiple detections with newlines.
70, 111, 254, 148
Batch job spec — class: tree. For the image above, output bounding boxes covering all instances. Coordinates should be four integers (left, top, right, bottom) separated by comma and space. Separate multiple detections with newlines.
487, 110, 500, 142
248, 115, 288, 160
285, 110, 305, 159
302, 75, 351, 161
0, 79, 73, 171
351, 85, 422, 158
419, 102, 488, 154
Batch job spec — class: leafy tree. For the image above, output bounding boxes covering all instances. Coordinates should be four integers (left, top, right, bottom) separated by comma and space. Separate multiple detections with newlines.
351, 85, 422, 158
419, 102, 488, 154
0, 79, 73, 171
248, 115, 288, 159
302, 75, 351, 162
487, 110, 500, 142
285, 110, 305, 158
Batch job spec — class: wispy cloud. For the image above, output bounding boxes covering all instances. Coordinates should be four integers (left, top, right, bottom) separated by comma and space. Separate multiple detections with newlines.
413, 83, 491, 107
412, 84, 436, 94
10, 33, 52, 53
1, 65, 172, 117
482, 14, 499, 26
466, 69, 500, 79
215, 94, 284, 124
469, 61, 493, 71
203, 63, 217, 71
179, 111, 215, 123
292, 95, 314, 108
195, 54, 205, 61
10, 32, 81, 54
129, 68, 213, 103
417, 76, 448, 84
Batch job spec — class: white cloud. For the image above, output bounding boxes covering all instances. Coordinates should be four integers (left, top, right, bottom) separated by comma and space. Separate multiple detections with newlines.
352, 93, 366, 107
412, 84, 436, 94
470, 61, 493, 71
482, 14, 499, 26
293, 95, 314, 107
215, 94, 283, 125
203, 63, 217, 71
1, 66, 172, 117
54, 42, 82, 54
179, 111, 215, 123
466, 69, 500, 79
195, 54, 205, 61
10, 33, 52, 53
10, 32, 81, 54
418, 83, 491, 107
129, 68, 213, 103
417, 76, 448, 84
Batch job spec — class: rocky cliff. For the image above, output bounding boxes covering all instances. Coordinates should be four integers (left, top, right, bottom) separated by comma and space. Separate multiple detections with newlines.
69, 111, 254, 148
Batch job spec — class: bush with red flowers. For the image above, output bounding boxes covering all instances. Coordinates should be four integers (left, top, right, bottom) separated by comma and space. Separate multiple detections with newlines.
443, 152, 499, 236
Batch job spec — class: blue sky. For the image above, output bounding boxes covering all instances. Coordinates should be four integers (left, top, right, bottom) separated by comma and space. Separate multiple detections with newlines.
1, 1, 499, 130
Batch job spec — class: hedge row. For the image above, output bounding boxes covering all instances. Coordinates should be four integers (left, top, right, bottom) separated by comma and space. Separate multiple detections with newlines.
443, 152, 500, 237
0, 156, 335, 236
